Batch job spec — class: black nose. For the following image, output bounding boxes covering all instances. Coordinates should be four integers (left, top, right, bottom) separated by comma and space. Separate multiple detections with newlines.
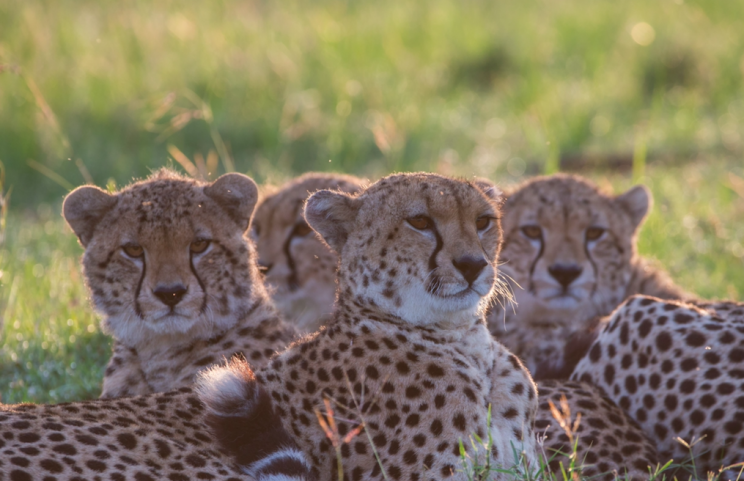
452, 256, 488, 285
257, 261, 273, 275
154, 285, 188, 307
548, 264, 583, 288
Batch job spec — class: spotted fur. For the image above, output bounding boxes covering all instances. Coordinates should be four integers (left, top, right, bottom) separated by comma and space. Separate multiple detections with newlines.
253, 173, 365, 333
0, 388, 248, 480
572, 295, 744, 476
199, 173, 539, 481
536, 380, 658, 480
488, 174, 688, 379
62, 169, 298, 398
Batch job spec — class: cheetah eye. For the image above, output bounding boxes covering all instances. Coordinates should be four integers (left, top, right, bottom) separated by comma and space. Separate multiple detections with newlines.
292, 221, 313, 238
190, 239, 211, 254
476, 216, 493, 231
520, 225, 542, 240
407, 215, 432, 230
251, 223, 261, 238
585, 227, 606, 241
122, 244, 144, 258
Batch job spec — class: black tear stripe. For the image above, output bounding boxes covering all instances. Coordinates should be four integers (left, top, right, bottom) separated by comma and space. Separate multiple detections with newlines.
98, 248, 118, 270
283, 224, 302, 292
426, 223, 444, 295
584, 236, 600, 299
190, 250, 209, 315
134, 256, 147, 319
527, 236, 544, 294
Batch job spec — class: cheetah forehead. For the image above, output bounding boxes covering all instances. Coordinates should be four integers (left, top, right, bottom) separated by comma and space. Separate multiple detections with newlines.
256, 173, 365, 227
112, 175, 212, 225
357, 172, 499, 218
502, 174, 627, 230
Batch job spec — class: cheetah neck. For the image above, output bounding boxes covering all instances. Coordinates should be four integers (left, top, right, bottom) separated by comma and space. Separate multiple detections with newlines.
334, 294, 488, 345
334, 290, 484, 331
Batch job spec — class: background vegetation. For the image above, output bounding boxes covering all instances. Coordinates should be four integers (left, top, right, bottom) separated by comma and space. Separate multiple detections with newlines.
0, 0, 742, 413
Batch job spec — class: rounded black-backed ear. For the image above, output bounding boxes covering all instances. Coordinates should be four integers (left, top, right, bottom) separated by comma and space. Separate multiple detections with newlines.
472, 178, 503, 204
615, 184, 651, 231
304, 190, 361, 253
204, 173, 259, 232
63, 186, 118, 247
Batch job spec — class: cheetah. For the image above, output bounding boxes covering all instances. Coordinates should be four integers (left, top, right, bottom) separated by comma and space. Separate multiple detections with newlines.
198, 173, 539, 481
536, 380, 659, 480
252, 172, 365, 333
572, 295, 744, 477
0, 170, 308, 481
0, 385, 311, 480
488, 174, 688, 379
62, 169, 298, 398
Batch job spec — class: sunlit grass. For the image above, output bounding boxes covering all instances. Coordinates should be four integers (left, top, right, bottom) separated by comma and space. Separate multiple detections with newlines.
0, 206, 109, 404
0, 0, 743, 205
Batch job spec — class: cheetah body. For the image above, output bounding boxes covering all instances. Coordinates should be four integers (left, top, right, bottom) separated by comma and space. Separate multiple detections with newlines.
572, 295, 744, 475
536, 380, 659, 480
0, 388, 246, 481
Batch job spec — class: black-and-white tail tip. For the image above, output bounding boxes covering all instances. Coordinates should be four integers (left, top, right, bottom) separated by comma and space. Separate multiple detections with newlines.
196, 358, 316, 481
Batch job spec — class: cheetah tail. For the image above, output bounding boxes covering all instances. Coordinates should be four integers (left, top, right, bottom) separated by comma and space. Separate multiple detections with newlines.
196, 358, 316, 481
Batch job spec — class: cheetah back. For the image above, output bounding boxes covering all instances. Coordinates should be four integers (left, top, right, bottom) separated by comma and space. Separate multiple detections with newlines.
572, 295, 744, 474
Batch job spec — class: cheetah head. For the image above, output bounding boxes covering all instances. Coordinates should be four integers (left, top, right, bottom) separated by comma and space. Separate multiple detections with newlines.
252, 173, 365, 332
305, 172, 503, 327
63, 169, 263, 345
499, 174, 650, 324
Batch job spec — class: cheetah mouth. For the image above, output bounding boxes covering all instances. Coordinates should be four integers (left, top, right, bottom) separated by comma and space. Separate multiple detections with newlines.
432, 286, 482, 300
545, 292, 582, 301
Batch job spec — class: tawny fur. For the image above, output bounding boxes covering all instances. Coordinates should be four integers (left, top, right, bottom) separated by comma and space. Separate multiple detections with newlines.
572, 295, 744, 477
536, 380, 658, 480
488, 174, 689, 379
0, 388, 247, 480
253, 173, 365, 333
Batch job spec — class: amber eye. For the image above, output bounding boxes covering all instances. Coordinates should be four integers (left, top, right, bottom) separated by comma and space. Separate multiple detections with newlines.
190, 239, 211, 254
293, 222, 313, 238
407, 215, 432, 230
122, 244, 144, 258
585, 227, 606, 241
476, 216, 492, 231
521, 225, 542, 240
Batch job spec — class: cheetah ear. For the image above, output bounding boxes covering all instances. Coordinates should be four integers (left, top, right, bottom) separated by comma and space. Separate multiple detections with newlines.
63, 186, 118, 247
304, 190, 361, 253
205, 173, 259, 232
616, 185, 651, 230
471, 178, 503, 203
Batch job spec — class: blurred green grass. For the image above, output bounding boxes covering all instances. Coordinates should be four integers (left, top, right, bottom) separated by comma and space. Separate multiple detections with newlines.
0, 0, 743, 405
1, 0, 743, 201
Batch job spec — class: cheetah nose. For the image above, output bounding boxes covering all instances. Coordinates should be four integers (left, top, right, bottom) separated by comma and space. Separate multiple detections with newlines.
257, 260, 273, 275
154, 284, 188, 307
452, 256, 488, 285
548, 263, 583, 288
